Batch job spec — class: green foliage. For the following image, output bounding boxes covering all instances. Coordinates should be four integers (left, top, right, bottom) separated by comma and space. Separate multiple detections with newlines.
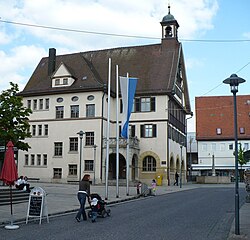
238, 143, 249, 166
0, 82, 32, 151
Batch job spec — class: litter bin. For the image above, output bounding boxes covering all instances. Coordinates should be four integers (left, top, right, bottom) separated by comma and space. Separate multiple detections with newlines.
157, 175, 163, 186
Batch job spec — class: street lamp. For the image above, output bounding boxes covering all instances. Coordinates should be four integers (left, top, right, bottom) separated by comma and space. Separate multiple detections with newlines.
77, 130, 85, 182
93, 144, 97, 185
180, 143, 183, 188
223, 73, 246, 235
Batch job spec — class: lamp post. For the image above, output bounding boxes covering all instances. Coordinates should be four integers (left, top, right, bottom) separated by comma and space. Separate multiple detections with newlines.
93, 144, 97, 185
180, 143, 183, 188
223, 73, 246, 235
77, 130, 85, 182
189, 137, 193, 182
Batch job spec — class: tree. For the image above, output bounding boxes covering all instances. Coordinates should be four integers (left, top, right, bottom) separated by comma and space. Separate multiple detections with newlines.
237, 143, 250, 181
0, 82, 32, 151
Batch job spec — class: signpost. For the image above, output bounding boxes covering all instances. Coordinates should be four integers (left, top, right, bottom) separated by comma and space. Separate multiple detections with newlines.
26, 187, 49, 224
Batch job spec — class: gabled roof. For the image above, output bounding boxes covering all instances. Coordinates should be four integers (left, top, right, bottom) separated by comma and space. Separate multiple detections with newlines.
196, 95, 250, 140
19, 40, 191, 113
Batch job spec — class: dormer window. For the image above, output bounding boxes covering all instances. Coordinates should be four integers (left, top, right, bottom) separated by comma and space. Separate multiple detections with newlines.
51, 62, 75, 88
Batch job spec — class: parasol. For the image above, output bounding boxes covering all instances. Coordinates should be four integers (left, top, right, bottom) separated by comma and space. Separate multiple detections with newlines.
0, 141, 19, 229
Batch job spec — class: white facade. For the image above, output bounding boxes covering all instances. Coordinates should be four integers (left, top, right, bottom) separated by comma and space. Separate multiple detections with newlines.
18, 90, 187, 185
192, 140, 250, 175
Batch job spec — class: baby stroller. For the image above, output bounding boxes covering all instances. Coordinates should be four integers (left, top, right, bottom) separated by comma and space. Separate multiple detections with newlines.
88, 193, 111, 218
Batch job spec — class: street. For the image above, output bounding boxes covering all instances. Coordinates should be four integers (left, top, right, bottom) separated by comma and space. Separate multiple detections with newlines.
1, 187, 247, 240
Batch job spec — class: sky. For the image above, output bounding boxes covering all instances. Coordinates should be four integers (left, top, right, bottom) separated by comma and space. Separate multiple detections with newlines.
0, 0, 250, 132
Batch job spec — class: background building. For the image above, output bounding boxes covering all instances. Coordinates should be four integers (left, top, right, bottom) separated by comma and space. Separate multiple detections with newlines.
193, 95, 250, 177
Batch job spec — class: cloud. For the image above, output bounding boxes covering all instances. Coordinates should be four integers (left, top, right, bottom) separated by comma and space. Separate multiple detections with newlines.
243, 32, 250, 39
0, 45, 47, 91
0, 0, 219, 91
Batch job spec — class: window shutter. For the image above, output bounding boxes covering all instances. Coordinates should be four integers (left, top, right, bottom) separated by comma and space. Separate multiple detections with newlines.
151, 97, 155, 111
153, 124, 157, 137
131, 125, 135, 137
140, 125, 145, 138
135, 98, 140, 112
120, 99, 123, 113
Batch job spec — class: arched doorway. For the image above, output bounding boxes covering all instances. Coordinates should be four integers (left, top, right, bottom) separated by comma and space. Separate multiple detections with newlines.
109, 153, 126, 179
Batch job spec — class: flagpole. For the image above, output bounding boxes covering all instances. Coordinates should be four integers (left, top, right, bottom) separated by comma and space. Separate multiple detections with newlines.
126, 72, 129, 196
105, 58, 111, 200
116, 64, 119, 198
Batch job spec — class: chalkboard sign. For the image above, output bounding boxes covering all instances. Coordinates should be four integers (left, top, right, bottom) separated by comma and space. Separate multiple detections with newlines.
29, 196, 42, 216
26, 187, 49, 224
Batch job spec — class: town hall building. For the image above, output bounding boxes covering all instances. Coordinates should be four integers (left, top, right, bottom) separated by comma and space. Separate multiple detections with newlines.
18, 7, 192, 186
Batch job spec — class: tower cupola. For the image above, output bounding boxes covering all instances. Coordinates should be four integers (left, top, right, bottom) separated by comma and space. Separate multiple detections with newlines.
161, 5, 179, 40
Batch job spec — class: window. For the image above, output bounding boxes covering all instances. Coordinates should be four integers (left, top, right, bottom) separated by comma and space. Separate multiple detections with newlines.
229, 144, 234, 150
220, 143, 225, 151
53, 168, 62, 179
69, 137, 78, 151
72, 96, 79, 102
33, 99, 37, 110
141, 97, 151, 112
32, 125, 36, 136
56, 106, 64, 119
68, 164, 77, 176
54, 142, 63, 156
31, 154, 35, 165
239, 127, 245, 134
71, 105, 79, 118
142, 156, 156, 171
216, 128, 222, 135
201, 144, 207, 152
87, 95, 95, 101
85, 132, 94, 146
57, 97, 63, 103
39, 99, 43, 110
244, 143, 249, 150
63, 78, 68, 85
86, 104, 95, 117
44, 124, 48, 136
211, 143, 216, 151
37, 154, 41, 165
140, 124, 157, 138
45, 98, 49, 109
38, 125, 42, 136
43, 154, 47, 166
85, 160, 94, 171
27, 100, 31, 109
55, 79, 60, 86
134, 97, 155, 112
25, 155, 29, 165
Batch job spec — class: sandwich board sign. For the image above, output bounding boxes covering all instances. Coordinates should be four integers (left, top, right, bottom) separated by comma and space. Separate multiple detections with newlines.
26, 187, 49, 224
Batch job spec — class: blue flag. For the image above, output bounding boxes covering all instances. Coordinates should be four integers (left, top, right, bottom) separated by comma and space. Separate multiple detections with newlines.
120, 76, 138, 139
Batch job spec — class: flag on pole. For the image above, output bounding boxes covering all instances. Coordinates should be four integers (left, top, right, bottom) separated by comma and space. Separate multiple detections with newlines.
119, 76, 138, 139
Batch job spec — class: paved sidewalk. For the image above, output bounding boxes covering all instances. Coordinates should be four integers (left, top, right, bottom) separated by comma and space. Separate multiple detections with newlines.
0, 182, 249, 239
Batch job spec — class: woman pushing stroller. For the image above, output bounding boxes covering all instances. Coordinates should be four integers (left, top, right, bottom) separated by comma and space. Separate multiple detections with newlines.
75, 174, 91, 222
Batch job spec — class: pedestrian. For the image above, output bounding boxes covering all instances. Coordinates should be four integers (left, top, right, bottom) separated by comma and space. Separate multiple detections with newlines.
90, 198, 100, 223
151, 179, 157, 196
15, 175, 31, 192
75, 174, 91, 222
174, 172, 179, 186
136, 181, 142, 195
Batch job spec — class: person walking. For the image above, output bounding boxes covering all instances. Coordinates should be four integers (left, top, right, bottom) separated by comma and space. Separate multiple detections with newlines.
174, 172, 179, 186
151, 179, 157, 196
75, 174, 91, 222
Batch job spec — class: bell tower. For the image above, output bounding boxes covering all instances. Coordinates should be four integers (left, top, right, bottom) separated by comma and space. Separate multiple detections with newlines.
160, 5, 179, 40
